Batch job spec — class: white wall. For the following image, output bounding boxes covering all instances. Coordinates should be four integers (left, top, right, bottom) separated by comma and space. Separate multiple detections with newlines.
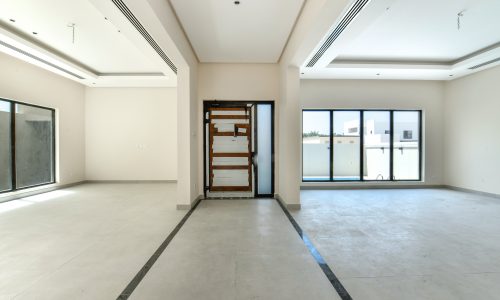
198, 63, 280, 101
300, 79, 445, 186
0, 52, 85, 188
444, 65, 500, 195
85, 87, 177, 181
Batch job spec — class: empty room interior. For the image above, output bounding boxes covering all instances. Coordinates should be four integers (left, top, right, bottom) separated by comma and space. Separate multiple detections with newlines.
1, 0, 500, 299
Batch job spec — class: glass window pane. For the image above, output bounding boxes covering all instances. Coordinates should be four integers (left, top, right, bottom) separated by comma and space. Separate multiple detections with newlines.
393, 111, 420, 180
15, 104, 54, 188
257, 104, 272, 195
363, 111, 390, 180
0, 100, 12, 192
302, 111, 330, 181
333, 111, 360, 180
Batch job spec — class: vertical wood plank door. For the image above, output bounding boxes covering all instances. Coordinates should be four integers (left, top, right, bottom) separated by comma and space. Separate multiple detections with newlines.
208, 107, 252, 192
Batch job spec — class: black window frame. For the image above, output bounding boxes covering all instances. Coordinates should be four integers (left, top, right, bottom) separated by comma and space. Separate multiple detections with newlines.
0, 97, 56, 194
302, 109, 422, 182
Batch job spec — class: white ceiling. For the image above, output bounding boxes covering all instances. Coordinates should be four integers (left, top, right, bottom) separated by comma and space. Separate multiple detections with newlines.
0, 0, 176, 87
170, 0, 304, 63
338, 0, 500, 63
302, 0, 500, 80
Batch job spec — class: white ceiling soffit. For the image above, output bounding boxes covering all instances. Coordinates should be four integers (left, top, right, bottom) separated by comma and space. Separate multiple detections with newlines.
0, 0, 177, 87
170, 0, 304, 63
302, 0, 500, 81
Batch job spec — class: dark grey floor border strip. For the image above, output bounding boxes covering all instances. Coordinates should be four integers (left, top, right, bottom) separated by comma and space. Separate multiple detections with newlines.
117, 198, 202, 299
275, 199, 353, 300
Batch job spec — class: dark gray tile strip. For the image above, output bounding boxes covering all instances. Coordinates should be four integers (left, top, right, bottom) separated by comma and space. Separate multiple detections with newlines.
117, 198, 202, 299
275, 199, 353, 300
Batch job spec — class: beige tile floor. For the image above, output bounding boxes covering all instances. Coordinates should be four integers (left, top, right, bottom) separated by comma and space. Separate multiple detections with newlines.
0, 183, 185, 300
129, 199, 339, 300
293, 188, 500, 300
2, 184, 500, 299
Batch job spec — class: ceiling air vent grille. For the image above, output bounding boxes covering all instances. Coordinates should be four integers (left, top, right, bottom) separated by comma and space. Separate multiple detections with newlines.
306, 0, 370, 68
0, 40, 85, 79
112, 0, 177, 74
468, 57, 500, 70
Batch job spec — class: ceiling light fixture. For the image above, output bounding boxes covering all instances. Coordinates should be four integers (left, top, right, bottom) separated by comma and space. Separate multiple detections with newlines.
32, 32, 38, 35
9, 19, 15, 22
67, 23, 76, 44
376, 73, 380, 76
449, 75, 453, 77
234, 1, 240, 5
457, 10, 465, 30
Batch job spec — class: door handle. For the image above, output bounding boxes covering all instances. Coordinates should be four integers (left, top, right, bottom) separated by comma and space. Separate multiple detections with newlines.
251, 152, 258, 166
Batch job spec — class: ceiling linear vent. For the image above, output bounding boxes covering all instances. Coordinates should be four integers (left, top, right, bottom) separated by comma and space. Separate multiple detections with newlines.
0, 40, 85, 79
111, 0, 177, 74
306, 0, 370, 68
468, 57, 500, 70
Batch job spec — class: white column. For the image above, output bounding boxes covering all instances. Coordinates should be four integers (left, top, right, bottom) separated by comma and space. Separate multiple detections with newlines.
277, 65, 301, 209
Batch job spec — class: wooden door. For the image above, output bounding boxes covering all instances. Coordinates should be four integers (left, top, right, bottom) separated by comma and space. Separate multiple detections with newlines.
208, 107, 252, 192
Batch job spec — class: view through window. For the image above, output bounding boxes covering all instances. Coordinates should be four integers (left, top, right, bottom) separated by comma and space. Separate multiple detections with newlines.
302, 109, 421, 181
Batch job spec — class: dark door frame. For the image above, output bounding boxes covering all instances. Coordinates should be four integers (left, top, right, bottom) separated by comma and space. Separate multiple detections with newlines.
203, 100, 275, 198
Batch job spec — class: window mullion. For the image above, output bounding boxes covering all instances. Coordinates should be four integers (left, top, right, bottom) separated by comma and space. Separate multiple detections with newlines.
389, 110, 394, 181
10, 102, 16, 190
329, 110, 333, 181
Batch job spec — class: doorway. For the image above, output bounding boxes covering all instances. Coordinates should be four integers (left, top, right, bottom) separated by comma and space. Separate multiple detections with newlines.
203, 101, 274, 198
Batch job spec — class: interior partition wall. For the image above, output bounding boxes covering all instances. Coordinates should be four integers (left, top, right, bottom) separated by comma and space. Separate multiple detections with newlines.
0, 98, 56, 194
302, 109, 422, 182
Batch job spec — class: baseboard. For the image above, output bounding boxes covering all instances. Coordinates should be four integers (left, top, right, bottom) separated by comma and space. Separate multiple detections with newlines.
301, 184, 445, 190
177, 195, 203, 210
0, 181, 86, 203
85, 180, 177, 184
444, 185, 500, 199
274, 194, 301, 210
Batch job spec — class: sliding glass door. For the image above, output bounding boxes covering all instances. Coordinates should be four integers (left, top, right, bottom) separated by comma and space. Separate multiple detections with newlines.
333, 111, 360, 181
0, 98, 56, 194
363, 111, 390, 180
302, 109, 422, 182
15, 104, 55, 188
302, 111, 330, 181
393, 111, 421, 180
0, 100, 12, 192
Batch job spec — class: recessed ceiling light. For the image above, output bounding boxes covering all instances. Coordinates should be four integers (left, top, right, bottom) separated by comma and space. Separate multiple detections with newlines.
9, 19, 15, 22
449, 75, 453, 77
32, 32, 38, 35
301, 72, 304, 75
376, 73, 381, 76
234, 1, 240, 5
